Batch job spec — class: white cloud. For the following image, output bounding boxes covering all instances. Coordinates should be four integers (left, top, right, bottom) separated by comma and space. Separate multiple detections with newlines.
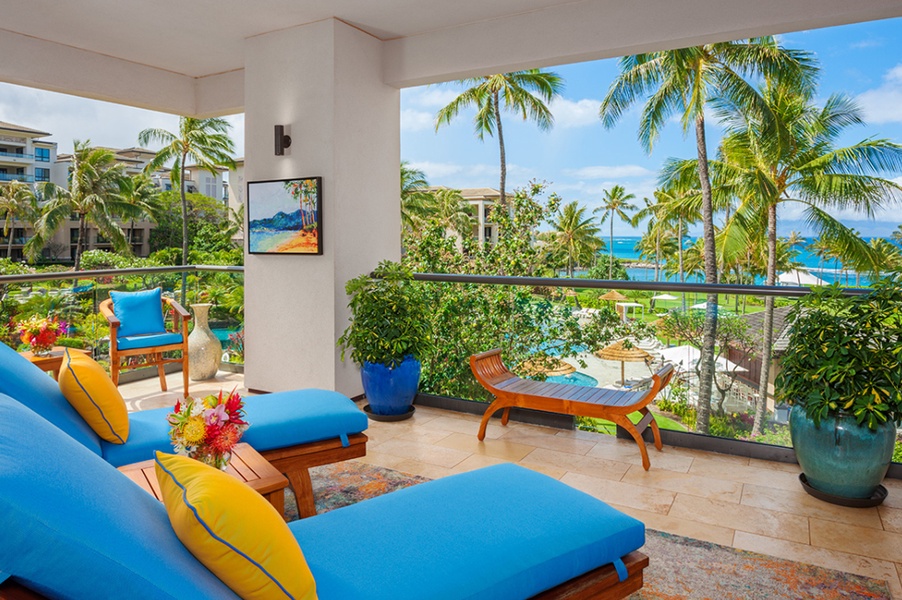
549, 97, 600, 128
403, 87, 460, 109
856, 64, 902, 124
849, 38, 883, 50
0, 82, 246, 156
400, 109, 434, 132
565, 165, 654, 179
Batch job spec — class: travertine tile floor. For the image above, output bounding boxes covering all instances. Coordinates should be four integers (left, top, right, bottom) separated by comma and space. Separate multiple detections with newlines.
122, 372, 902, 598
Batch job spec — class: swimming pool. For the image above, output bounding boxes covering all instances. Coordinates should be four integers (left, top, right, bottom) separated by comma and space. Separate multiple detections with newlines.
211, 327, 241, 349
545, 372, 599, 387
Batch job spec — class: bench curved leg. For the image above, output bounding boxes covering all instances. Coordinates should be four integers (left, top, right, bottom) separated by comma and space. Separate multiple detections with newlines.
640, 407, 663, 451
501, 407, 511, 426
611, 415, 651, 471
478, 399, 513, 441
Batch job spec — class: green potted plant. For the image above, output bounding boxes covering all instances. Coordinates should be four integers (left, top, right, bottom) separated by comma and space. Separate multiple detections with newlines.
776, 278, 901, 506
338, 260, 430, 421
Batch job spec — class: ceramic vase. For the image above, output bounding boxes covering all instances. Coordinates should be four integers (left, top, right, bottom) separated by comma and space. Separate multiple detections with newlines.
360, 356, 421, 417
790, 405, 895, 500
188, 303, 220, 381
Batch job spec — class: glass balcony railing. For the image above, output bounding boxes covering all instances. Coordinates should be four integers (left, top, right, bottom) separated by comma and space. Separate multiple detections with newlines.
0, 265, 245, 370
0, 173, 34, 182
0, 151, 34, 160
1, 265, 898, 468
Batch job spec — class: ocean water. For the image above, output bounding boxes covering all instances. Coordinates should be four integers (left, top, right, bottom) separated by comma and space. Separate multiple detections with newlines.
248, 230, 297, 253
587, 236, 899, 286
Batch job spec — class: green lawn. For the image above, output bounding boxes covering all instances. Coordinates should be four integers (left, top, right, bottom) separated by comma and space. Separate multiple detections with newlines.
579, 410, 687, 435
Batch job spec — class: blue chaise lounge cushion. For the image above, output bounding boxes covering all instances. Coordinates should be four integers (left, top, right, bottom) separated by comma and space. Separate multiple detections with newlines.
0, 394, 239, 600
111, 288, 167, 337
290, 463, 645, 600
101, 387, 369, 466
0, 341, 101, 455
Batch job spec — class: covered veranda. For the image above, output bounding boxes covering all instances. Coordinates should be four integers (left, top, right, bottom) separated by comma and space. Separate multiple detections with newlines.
3, 0, 902, 596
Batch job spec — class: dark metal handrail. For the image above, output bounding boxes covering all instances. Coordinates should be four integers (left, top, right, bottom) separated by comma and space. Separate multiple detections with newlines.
0, 264, 244, 284
411, 272, 872, 297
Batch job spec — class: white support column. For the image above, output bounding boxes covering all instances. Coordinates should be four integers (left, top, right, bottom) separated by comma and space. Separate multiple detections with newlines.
243, 19, 400, 396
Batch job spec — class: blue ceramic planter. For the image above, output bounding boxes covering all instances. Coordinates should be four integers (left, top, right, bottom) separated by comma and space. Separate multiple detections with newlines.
361, 356, 421, 416
789, 405, 895, 499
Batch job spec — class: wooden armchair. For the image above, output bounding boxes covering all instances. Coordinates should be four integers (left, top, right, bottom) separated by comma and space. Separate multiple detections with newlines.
100, 289, 190, 397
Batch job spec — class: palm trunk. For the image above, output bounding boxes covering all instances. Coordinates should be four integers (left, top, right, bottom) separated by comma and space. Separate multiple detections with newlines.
654, 230, 660, 283
5, 219, 12, 259
694, 114, 717, 435
180, 153, 189, 306
753, 202, 778, 435
609, 215, 614, 279
678, 218, 685, 310
74, 215, 87, 271
493, 91, 506, 209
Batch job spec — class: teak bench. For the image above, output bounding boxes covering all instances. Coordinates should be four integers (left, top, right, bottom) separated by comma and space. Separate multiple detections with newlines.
471, 349, 675, 470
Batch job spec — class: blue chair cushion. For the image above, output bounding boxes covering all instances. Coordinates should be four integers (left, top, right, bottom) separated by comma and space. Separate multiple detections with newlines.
0, 395, 239, 600
102, 388, 368, 466
111, 288, 167, 337
290, 463, 644, 600
0, 341, 101, 455
117, 332, 184, 351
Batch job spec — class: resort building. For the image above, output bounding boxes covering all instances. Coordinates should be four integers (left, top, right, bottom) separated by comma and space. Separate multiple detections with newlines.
1, 131, 230, 261
425, 186, 501, 245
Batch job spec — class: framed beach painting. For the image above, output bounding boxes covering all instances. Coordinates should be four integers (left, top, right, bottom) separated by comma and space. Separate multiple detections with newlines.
247, 177, 323, 255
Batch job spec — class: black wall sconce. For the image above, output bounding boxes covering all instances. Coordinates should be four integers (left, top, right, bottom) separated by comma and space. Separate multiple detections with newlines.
274, 125, 292, 156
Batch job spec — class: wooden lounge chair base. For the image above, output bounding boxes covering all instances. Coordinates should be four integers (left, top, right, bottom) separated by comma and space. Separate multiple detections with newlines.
471, 349, 674, 470
261, 432, 368, 519
0, 551, 648, 600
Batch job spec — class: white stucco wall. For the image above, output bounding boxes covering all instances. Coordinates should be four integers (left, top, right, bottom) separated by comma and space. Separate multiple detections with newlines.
243, 18, 400, 395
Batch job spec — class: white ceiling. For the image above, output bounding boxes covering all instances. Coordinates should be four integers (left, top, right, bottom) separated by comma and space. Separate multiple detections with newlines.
2, 0, 581, 78
1, 0, 901, 115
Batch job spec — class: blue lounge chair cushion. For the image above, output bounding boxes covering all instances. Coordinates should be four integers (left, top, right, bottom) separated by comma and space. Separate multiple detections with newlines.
290, 463, 644, 600
101, 388, 368, 466
0, 395, 239, 600
0, 342, 101, 455
111, 288, 167, 337
117, 332, 184, 351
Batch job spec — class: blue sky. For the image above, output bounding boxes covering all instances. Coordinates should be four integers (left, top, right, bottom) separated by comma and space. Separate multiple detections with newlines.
400, 17, 902, 237
1, 18, 899, 237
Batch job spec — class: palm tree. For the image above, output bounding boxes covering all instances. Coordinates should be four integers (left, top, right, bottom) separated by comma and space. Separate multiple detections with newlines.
28, 141, 141, 270
595, 185, 637, 279
0, 180, 39, 260
400, 161, 434, 231
435, 70, 563, 207
891, 225, 902, 246
599, 37, 816, 433
549, 201, 604, 277
430, 188, 474, 238
122, 173, 159, 249
714, 82, 902, 434
138, 118, 236, 272
865, 237, 902, 280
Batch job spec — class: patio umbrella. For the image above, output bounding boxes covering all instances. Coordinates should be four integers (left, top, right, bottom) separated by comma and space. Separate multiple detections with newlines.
599, 290, 628, 302
777, 269, 827, 287
519, 358, 577, 377
595, 340, 652, 385
651, 293, 678, 301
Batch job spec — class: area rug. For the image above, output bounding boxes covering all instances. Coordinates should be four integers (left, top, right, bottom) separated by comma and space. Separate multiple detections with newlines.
286, 462, 892, 599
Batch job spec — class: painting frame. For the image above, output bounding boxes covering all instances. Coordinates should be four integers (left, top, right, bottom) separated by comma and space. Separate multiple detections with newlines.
247, 176, 323, 255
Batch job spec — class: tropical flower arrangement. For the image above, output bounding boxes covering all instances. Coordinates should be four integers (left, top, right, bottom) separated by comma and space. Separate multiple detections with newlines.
167, 389, 248, 470
16, 315, 67, 356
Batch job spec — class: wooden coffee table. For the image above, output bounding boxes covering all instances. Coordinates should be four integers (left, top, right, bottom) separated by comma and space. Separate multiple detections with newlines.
20, 346, 91, 379
117, 443, 289, 518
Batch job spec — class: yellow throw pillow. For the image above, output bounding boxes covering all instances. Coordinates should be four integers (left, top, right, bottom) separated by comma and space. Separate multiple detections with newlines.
154, 452, 317, 600
58, 349, 129, 444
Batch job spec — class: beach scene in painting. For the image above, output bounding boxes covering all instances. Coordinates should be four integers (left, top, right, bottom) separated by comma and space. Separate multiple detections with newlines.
248, 178, 321, 254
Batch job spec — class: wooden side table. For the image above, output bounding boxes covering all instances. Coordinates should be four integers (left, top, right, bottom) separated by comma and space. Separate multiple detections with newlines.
117, 443, 289, 518
20, 347, 91, 379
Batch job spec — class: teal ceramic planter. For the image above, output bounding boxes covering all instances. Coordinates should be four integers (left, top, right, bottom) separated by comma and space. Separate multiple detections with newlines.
789, 405, 896, 499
